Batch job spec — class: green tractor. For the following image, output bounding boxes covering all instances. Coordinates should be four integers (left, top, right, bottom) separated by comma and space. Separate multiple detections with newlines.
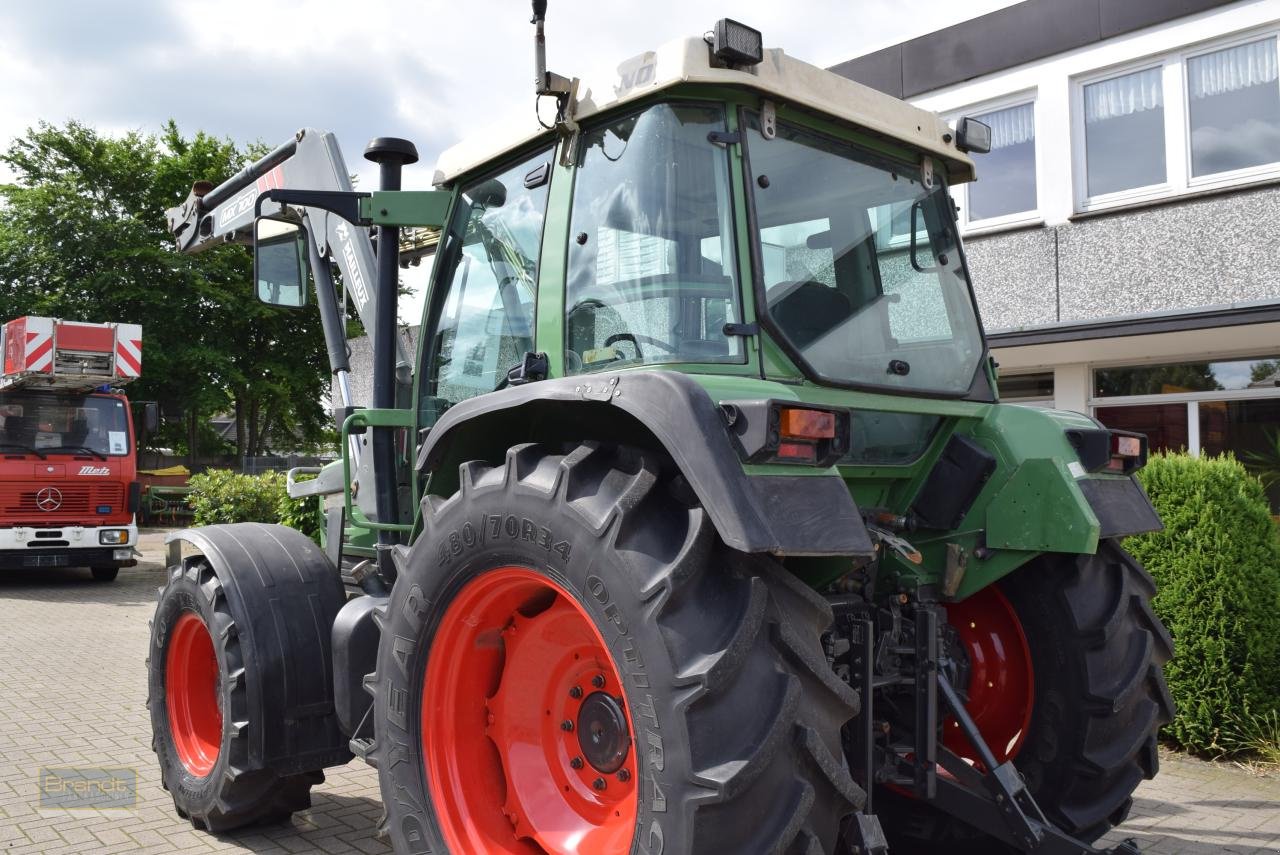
148, 8, 1171, 854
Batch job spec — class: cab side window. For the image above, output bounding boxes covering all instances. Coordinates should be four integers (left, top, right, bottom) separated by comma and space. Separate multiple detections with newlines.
421, 150, 553, 424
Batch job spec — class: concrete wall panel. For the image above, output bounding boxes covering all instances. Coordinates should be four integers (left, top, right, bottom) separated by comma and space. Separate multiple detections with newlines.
962, 227, 1059, 332
1056, 186, 1280, 322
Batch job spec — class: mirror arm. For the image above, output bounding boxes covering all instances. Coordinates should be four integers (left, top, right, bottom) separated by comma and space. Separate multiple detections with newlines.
256, 189, 370, 226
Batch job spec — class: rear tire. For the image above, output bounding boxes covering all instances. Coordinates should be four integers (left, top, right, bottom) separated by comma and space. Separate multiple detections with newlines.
370, 442, 863, 854
90, 566, 119, 582
147, 561, 322, 831
879, 541, 1174, 852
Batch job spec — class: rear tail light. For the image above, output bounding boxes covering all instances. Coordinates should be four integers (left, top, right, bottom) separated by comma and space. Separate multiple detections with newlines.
1066, 427, 1148, 475
1106, 431, 1147, 474
721, 401, 851, 466
779, 408, 836, 441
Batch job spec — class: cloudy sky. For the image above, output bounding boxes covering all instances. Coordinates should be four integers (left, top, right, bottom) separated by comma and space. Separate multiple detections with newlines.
0, 0, 1021, 319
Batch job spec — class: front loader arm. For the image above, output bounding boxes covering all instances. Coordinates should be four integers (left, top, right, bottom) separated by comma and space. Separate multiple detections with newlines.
164, 128, 409, 402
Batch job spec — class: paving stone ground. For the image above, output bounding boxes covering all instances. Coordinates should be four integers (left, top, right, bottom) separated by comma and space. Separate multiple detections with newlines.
0, 528, 1276, 854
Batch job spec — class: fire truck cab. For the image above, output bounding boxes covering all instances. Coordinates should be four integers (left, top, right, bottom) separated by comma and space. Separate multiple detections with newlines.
0, 317, 145, 581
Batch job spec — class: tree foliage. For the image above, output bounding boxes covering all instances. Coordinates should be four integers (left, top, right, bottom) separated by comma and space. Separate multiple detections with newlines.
0, 120, 331, 459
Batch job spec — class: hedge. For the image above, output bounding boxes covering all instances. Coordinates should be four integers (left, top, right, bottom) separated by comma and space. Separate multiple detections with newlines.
186, 469, 321, 542
1125, 451, 1280, 753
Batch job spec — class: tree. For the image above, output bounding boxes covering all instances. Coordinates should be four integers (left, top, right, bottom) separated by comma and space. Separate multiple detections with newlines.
0, 120, 331, 461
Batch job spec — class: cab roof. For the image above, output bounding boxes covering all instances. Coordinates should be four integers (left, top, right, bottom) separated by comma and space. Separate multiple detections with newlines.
432, 36, 976, 187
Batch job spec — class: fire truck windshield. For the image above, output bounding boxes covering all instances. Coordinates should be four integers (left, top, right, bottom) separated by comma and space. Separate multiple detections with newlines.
0, 394, 130, 458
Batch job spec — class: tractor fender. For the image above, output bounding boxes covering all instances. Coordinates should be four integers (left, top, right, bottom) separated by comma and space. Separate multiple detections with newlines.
415, 370, 874, 559
164, 523, 351, 774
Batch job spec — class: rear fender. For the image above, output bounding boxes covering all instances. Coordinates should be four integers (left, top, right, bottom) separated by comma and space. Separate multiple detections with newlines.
416, 370, 874, 559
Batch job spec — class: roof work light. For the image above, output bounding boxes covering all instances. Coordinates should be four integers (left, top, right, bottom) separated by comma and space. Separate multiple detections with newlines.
710, 19, 764, 66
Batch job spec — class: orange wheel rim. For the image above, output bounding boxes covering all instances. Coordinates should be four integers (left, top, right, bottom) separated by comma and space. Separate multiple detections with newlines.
165, 611, 223, 777
944, 585, 1034, 768
422, 567, 638, 854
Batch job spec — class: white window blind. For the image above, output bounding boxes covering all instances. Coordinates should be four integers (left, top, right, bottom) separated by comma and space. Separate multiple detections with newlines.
980, 102, 1035, 150
1084, 67, 1163, 123
1189, 38, 1278, 100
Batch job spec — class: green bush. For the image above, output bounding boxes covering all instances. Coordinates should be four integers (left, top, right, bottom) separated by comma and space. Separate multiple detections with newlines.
1125, 452, 1280, 754
187, 469, 320, 542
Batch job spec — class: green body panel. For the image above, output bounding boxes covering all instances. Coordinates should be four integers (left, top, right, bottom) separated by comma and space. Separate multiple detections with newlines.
362, 190, 452, 227
985, 459, 1099, 554
330, 82, 1156, 605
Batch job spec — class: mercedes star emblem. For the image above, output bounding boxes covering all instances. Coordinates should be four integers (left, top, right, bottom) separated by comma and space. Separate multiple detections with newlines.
35, 487, 62, 512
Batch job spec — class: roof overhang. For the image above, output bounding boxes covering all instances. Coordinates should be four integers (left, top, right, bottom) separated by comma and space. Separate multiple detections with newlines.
990, 301, 1280, 371
432, 37, 976, 187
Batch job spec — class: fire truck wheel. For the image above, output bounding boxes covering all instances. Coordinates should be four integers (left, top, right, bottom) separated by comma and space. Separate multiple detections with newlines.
368, 442, 864, 855
147, 560, 321, 831
90, 566, 119, 582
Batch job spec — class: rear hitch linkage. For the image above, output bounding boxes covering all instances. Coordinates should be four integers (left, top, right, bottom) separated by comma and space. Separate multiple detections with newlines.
834, 598, 1144, 855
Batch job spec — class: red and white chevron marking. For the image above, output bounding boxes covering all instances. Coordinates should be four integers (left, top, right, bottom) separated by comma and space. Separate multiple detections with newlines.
115, 337, 142, 377
24, 329, 53, 373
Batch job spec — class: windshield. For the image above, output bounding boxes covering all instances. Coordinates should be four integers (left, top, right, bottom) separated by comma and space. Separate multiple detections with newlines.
0, 394, 130, 457
744, 113, 987, 396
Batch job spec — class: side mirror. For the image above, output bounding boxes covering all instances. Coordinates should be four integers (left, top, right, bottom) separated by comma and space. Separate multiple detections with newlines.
253, 216, 310, 308
955, 117, 992, 155
143, 402, 159, 434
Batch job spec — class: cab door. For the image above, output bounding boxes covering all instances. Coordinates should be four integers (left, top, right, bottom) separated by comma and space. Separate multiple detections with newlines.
414, 147, 555, 435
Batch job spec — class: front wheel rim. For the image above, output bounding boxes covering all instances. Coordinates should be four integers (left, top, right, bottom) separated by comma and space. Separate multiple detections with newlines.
165, 611, 223, 777
944, 584, 1034, 767
422, 567, 638, 854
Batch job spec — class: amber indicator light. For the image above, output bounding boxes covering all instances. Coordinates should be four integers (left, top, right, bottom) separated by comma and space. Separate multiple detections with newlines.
779, 408, 836, 440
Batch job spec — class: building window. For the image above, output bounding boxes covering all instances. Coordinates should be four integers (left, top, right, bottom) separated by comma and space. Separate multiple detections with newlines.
1200, 398, 1280, 511
1074, 32, 1280, 212
1095, 356, 1280, 397
1000, 371, 1054, 404
1094, 402, 1191, 452
1083, 67, 1167, 196
1187, 37, 1280, 178
965, 102, 1037, 222
1091, 356, 1280, 513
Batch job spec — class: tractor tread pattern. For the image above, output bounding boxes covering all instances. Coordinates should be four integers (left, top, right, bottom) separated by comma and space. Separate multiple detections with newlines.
365, 441, 862, 854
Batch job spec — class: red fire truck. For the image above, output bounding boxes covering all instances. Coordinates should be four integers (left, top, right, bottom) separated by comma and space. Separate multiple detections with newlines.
0, 317, 152, 582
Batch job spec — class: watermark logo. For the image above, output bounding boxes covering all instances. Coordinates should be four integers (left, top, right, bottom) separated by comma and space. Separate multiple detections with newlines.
39, 767, 136, 809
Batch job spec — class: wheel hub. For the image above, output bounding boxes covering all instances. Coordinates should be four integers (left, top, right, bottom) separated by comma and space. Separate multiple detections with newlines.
578, 691, 630, 774
422, 567, 638, 854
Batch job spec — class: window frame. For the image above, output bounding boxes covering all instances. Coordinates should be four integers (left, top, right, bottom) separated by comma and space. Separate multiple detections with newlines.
946, 90, 1043, 234
562, 98, 750, 374
1071, 25, 1280, 214
1182, 30, 1280, 191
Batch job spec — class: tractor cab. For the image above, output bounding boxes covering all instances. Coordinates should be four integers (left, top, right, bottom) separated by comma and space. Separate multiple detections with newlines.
417, 32, 994, 442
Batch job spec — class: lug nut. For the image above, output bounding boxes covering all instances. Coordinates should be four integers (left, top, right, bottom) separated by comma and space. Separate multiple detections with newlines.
561, 720, 574, 732
570, 757, 584, 769
617, 769, 631, 782
593, 777, 607, 791
592, 675, 605, 689
569, 686, 583, 699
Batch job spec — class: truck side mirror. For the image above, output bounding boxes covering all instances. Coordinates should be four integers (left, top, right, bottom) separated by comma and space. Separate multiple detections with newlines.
253, 216, 310, 308
143, 402, 159, 434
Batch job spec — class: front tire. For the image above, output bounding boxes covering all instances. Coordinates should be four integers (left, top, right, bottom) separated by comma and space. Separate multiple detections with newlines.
90, 566, 119, 582
370, 443, 863, 854
147, 561, 321, 831
880, 541, 1174, 852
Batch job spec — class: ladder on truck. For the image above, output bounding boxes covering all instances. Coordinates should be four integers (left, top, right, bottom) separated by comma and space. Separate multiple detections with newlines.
0, 316, 143, 392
